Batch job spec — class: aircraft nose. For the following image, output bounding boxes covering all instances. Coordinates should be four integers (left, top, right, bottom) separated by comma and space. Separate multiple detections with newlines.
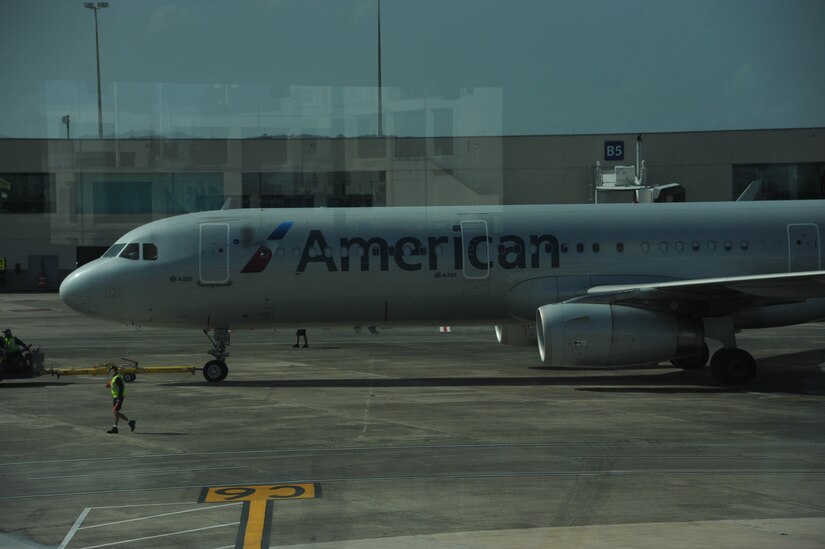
59, 266, 95, 314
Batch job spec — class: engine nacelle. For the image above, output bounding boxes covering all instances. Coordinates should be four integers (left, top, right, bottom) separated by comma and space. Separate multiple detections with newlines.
536, 303, 703, 366
495, 324, 537, 346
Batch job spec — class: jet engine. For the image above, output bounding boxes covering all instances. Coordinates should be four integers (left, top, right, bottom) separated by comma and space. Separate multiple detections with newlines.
536, 303, 704, 366
495, 324, 537, 346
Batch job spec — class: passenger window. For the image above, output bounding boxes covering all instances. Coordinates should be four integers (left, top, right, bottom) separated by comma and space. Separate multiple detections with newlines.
740, 240, 749, 251
592, 243, 600, 253
724, 240, 732, 251
103, 243, 126, 258
641, 242, 650, 252
708, 241, 717, 251
691, 241, 700, 251
561, 243, 569, 253
142, 243, 158, 261
576, 243, 584, 253
675, 241, 684, 252
659, 241, 668, 252
616, 242, 624, 253
119, 243, 140, 260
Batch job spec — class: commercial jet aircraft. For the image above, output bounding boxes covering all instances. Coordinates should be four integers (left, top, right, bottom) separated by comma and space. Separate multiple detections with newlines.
59, 201, 825, 385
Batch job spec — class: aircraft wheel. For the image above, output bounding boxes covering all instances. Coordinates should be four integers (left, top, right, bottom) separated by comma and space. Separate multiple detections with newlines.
671, 342, 709, 370
203, 360, 228, 382
123, 373, 137, 383
710, 348, 756, 385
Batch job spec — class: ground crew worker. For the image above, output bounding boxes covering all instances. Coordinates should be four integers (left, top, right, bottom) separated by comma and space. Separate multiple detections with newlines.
1, 328, 29, 369
294, 328, 308, 348
105, 364, 136, 434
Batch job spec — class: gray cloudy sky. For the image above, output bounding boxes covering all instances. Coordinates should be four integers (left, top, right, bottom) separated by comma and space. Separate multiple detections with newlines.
2, 0, 824, 138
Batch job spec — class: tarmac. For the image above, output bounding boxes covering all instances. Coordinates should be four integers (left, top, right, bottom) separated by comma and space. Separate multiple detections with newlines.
0, 293, 824, 548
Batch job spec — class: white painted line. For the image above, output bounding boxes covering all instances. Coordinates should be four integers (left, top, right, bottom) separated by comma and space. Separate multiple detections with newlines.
58, 507, 90, 549
79, 502, 241, 530
92, 501, 218, 509
76, 522, 239, 549
5, 441, 825, 466
31, 465, 248, 480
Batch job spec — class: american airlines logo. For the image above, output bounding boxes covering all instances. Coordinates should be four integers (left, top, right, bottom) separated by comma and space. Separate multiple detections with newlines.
296, 229, 560, 273
242, 222, 561, 274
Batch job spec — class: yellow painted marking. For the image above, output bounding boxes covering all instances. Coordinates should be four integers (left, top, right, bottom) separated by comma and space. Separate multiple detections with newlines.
199, 484, 320, 549
201, 483, 318, 503
240, 499, 269, 548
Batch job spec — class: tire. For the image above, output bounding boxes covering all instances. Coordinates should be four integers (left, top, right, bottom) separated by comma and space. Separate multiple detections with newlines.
203, 360, 229, 382
123, 373, 137, 383
710, 348, 756, 385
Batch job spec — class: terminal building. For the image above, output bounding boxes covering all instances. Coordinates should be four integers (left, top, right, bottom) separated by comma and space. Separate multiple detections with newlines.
1, 127, 823, 291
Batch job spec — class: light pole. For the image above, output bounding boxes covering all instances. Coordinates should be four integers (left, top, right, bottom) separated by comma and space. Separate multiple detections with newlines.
61, 115, 71, 139
376, 0, 382, 137
84, 2, 109, 139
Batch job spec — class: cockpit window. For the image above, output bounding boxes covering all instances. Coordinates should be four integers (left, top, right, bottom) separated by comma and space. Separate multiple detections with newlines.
103, 243, 126, 258
119, 242, 140, 260
143, 243, 158, 261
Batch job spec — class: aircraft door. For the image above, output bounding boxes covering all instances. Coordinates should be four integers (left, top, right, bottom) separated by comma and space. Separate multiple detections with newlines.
460, 220, 491, 280
200, 223, 230, 285
787, 224, 821, 272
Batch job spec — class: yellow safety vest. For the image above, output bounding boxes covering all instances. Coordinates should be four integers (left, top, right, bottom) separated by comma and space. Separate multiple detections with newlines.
110, 373, 125, 398
3, 336, 20, 353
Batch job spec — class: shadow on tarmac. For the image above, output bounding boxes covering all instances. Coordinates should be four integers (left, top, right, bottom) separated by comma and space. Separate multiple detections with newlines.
161, 348, 825, 395
0, 381, 74, 389
164, 373, 712, 389
131, 432, 187, 436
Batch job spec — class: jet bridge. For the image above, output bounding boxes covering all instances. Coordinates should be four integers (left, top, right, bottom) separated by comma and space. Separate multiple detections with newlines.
594, 135, 685, 203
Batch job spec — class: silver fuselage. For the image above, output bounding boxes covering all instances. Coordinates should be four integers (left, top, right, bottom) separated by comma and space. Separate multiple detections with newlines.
59, 201, 825, 330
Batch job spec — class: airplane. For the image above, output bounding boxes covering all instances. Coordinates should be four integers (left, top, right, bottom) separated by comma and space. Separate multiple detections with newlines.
58, 200, 825, 385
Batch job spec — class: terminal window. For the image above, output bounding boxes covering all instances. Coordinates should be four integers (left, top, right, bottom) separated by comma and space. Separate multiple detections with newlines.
732, 163, 825, 200
0, 173, 54, 213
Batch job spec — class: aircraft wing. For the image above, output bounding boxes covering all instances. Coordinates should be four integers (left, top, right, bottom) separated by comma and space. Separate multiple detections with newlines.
571, 270, 825, 316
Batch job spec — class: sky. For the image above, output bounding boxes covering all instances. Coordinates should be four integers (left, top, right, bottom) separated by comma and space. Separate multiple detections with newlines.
1, 0, 824, 138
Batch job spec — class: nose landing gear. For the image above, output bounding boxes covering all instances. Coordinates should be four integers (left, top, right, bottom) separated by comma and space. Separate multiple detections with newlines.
203, 328, 230, 382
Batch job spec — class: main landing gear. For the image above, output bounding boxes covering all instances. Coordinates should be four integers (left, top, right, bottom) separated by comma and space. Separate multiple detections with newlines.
671, 317, 758, 386
709, 348, 756, 386
706, 317, 757, 386
202, 328, 230, 382
672, 342, 756, 385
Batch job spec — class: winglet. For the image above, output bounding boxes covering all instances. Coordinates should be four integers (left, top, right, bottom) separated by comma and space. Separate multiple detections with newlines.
736, 180, 761, 202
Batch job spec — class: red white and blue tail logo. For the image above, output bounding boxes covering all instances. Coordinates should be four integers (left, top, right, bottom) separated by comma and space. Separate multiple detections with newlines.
241, 221, 294, 273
